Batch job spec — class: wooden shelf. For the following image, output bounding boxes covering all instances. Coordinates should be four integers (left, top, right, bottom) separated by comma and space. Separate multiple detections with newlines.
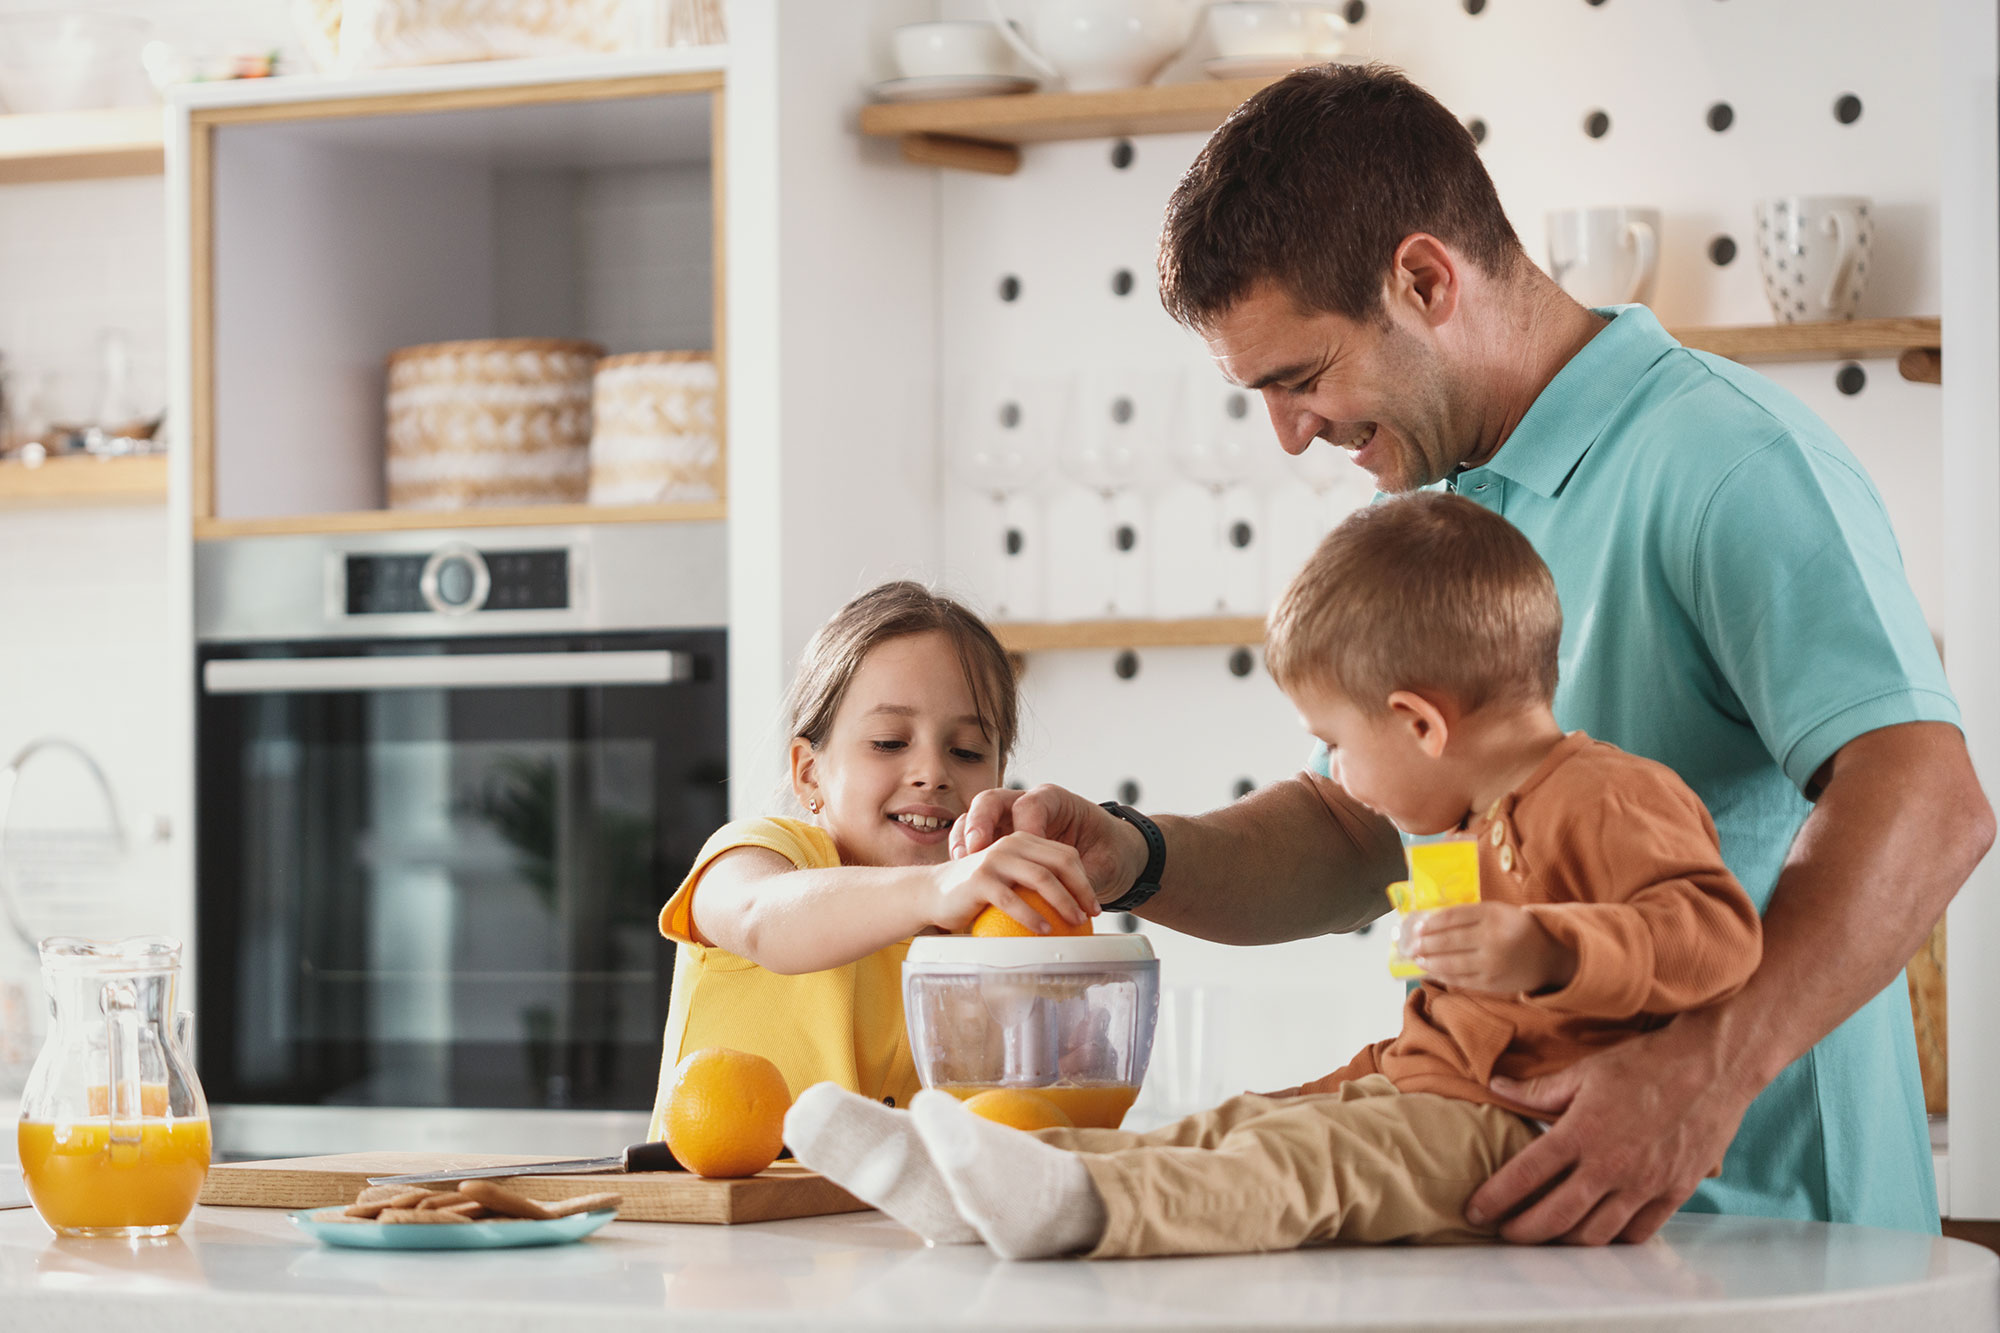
0, 106, 163, 185
994, 616, 1265, 653
0, 453, 168, 506
857, 78, 1276, 175
1671, 316, 1941, 381
192, 500, 726, 541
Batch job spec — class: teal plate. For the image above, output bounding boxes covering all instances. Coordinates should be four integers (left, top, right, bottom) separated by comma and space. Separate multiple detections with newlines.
291, 1206, 617, 1250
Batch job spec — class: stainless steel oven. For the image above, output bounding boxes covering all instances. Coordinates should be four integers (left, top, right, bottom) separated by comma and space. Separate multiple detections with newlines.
194, 524, 725, 1157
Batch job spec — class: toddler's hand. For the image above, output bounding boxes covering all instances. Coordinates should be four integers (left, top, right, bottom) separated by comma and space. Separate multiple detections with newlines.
928, 831, 1097, 934
1404, 902, 1576, 995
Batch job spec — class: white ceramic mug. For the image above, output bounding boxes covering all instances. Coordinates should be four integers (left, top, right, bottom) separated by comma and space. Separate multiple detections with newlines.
892, 20, 1016, 80
1754, 196, 1873, 322
1205, 2, 1346, 58
1546, 207, 1659, 307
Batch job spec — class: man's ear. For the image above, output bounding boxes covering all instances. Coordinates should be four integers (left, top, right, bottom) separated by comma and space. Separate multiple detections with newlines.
1385, 689, 1452, 759
788, 737, 819, 810
1387, 233, 1460, 328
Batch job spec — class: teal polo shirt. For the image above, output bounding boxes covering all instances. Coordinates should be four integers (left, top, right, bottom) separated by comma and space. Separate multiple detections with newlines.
1314, 305, 1957, 1232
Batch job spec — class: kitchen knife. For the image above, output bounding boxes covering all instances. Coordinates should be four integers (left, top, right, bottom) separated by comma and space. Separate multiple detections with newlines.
366, 1140, 683, 1186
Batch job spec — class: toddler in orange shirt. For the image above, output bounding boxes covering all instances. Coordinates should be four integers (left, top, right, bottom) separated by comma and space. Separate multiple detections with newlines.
786, 491, 1763, 1259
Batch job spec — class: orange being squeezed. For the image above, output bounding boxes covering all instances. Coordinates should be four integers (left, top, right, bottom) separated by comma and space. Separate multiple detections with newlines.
940, 1082, 1139, 1129
18, 1090, 210, 1236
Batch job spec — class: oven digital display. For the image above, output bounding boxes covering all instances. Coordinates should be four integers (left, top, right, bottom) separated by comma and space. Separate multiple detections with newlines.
345, 549, 570, 615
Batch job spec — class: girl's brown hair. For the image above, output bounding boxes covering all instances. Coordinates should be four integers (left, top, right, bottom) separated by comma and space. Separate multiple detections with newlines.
786, 582, 1020, 768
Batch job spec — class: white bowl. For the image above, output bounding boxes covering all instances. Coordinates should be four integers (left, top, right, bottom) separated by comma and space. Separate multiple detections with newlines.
1205, 1, 1347, 60
0, 12, 154, 114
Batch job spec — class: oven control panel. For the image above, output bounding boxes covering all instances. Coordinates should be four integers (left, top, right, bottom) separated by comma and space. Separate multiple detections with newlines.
345, 546, 570, 616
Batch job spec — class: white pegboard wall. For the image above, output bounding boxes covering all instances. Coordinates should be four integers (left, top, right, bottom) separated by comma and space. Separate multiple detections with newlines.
927, 0, 1947, 1095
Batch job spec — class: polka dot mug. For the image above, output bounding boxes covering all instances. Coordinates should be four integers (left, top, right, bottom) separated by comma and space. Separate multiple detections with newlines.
1753, 196, 1873, 323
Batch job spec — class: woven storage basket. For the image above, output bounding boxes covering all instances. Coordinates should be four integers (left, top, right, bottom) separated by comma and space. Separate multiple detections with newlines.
386, 337, 603, 510
587, 351, 721, 505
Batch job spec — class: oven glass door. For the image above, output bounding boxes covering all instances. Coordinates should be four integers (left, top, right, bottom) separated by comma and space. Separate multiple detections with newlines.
197, 631, 725, 1112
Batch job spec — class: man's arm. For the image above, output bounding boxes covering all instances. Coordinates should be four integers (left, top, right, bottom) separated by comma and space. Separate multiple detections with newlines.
955, 772, 1405, 945
1465, 720, 1994, 1245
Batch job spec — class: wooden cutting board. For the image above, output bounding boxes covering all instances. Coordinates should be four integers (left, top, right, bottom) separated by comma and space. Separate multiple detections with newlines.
197, 1153, 866, 1225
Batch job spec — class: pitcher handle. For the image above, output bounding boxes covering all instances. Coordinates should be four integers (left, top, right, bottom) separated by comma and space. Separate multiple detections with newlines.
104, 981, 142, 1158
1821, 208, 1860, 312
1623, 219, 1657, 304
984, 1, 1060, 82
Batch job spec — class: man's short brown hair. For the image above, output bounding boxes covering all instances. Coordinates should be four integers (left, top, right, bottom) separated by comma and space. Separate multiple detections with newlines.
1266, 493, 1560, 714
1159, 63, 1524, 329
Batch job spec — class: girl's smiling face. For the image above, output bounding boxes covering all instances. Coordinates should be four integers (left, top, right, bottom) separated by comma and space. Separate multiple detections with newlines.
790, 630, 1005, 867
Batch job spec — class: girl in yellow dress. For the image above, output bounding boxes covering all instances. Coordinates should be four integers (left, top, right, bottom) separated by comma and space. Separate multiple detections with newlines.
648, 581, 1097, 1137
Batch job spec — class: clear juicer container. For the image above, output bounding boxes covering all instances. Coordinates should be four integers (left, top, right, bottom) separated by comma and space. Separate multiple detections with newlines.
903, 934, 1158, 1128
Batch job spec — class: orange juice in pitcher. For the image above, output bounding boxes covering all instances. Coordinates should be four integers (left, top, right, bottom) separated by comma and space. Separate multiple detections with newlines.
16, 938, 211, 1237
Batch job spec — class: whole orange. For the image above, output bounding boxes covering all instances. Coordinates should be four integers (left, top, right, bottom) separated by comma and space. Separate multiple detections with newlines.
661, 1048, 792, 1179
968, 890, 1092, 938
961, 1088, 1075, 1131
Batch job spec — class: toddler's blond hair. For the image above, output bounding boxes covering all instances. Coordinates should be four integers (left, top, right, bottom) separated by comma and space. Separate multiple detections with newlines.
1265, 492, 1561, 714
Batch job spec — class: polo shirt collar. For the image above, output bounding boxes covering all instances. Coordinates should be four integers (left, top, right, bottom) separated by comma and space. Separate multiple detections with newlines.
1467, 304, 1680, 499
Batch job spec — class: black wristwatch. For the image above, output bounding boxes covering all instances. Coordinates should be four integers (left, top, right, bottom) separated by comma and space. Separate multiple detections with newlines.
1099, 802, 1165, 913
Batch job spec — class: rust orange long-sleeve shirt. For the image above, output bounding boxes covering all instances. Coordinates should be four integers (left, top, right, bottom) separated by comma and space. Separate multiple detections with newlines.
1304, 731, 1763, 1118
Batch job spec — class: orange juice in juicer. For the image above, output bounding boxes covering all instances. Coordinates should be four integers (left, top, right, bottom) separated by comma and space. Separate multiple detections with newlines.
16, 936, 211, 1237
903, 935, 1158, 1128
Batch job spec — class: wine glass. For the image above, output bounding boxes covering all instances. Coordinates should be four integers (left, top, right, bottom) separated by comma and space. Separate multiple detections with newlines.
1058, 370, 1171, 616
948, 374, 1057, 619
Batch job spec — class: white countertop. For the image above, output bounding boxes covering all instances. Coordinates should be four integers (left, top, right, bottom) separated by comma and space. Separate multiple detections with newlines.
0, 1203, 1993, 1332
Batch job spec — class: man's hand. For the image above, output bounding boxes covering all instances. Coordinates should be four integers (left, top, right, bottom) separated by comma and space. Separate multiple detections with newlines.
951, 784, 1148, 904
1466, 1014, 1754, 1244
1406, 902, 1575, 995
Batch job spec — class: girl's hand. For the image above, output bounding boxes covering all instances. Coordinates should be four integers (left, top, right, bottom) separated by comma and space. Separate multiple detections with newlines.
928, 831, 1098, 934
1405, 902, 1576, 995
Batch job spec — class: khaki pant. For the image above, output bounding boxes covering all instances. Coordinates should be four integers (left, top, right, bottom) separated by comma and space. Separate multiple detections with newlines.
1032, 1074, 1537, 1259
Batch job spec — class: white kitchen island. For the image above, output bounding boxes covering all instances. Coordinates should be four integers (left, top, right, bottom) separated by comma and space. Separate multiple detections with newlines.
0, 1203, 1992, 1332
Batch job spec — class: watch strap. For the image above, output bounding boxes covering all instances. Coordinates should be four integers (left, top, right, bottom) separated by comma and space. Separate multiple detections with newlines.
1099, 801, 1165, 913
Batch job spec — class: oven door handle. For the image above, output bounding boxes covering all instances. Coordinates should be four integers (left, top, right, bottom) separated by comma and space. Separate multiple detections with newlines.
202, 650, 694, 694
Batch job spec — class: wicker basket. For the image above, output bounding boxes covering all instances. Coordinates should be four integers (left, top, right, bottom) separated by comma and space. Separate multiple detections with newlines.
385, 337, 603, 510
587, 351, 721, 505
300, 0, 639, 72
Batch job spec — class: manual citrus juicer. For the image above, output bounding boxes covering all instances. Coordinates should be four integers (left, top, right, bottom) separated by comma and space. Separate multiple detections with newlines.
903, 934, 1159, 1128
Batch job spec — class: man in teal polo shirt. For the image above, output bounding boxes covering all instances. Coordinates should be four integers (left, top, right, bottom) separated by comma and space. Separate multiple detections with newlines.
954, 63, 1993, 1242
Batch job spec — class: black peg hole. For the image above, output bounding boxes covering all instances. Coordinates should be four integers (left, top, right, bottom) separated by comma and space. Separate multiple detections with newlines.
1233, 778, 1256, 799
1344, 0, 1366, 21
1113, 913, 1140, 933
1585, 0, 1606, 6
1114, 651, 1140, 680
1117, 779, 1141, 805
1584, 109, 1610, 139
1462, 0, 1486, 13
1114, 524, 1138, 552
1004, 528, 1024, 556
998, 274, 1021, 302
1006, 779, 1026, 791
1228, 647, 1255, 677
1110, 139, 1135, 169
1357, 920, 1374, 937
1706, 101, 1733, 132
1225, 391, 1250, 419
1708, 235, 1737, 266
1111, 268, 1135, 297
1466, 117, 1488, 145
997, 400, 1021, 429
1228, 520, 1254, 549
1110, 396, 1134, 425
1836, 363, 1867, 396
1834, 93, 1862, 125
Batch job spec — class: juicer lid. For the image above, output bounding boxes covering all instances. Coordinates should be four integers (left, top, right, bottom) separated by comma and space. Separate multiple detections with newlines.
905, 932, 1155, 966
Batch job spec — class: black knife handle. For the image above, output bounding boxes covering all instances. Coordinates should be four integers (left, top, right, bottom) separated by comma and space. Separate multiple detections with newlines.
621, 1140, 685, 1173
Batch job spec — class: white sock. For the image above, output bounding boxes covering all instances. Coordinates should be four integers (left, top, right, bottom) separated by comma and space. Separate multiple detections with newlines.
783, 1082, 978, 1245
911, 1088, 1107, 1260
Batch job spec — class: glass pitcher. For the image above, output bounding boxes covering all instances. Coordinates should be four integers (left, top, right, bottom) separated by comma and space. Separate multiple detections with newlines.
16, 937, 211, 1237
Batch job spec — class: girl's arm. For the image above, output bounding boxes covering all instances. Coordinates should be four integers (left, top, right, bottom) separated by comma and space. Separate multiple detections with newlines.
689, 832, 1097, 974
